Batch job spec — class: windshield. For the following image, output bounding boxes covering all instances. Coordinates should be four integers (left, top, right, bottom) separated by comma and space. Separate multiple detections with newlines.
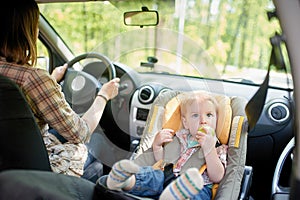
39, 0, 292, 89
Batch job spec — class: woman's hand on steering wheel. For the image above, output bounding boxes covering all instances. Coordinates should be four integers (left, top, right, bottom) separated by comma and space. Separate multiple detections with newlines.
62, 52, 117, 108
51, 63, 68, 82
97, 78, 120, 101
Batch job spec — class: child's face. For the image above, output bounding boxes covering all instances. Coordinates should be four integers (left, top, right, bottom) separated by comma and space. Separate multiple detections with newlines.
182, 99, 217, 137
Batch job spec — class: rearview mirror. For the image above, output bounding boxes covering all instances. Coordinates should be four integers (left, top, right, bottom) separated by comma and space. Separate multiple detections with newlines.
124, 7, 159, 27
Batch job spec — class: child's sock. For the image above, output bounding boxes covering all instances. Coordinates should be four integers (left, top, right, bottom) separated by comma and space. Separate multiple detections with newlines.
159, 168, 204, 200
106, 159, 140, 191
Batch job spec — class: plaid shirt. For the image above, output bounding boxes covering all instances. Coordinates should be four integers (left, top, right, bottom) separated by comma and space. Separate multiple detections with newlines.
0, 61, 91, 176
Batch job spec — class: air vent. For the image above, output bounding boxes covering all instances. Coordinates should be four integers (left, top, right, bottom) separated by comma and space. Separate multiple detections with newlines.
138, 85, 155, 104
268, 102, 290, 123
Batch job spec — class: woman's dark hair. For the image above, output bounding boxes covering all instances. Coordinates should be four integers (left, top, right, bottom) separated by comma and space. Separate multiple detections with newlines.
0, 0, 40, 66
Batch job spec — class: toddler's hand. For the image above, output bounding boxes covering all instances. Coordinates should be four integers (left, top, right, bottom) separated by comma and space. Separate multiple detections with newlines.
152, 129, 174, 151
196, 126, 216, 156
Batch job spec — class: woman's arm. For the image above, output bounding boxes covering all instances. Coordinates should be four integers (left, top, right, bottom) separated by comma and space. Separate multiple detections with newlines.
82, 77, 120, 133
51, 63, 120, 134
26, 69, 119, 143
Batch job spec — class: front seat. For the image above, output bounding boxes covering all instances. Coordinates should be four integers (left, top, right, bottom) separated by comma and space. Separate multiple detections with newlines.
0, 74, 97, 200
0, 74, 51, 171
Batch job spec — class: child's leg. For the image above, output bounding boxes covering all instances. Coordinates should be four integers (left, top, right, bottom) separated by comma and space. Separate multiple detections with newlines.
106, 159, 140, 191
106, 159, 165, 198
190, 185, 212, 200
159, 168, 204, 200
128, 166, 165, 198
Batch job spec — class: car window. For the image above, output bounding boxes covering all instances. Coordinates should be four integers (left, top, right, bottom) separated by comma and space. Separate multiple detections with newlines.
37, 40, 49, 71
38, 0, 292, 89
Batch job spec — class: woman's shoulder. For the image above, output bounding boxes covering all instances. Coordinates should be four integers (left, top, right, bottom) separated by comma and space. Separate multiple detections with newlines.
29, 67, 53, 80
0, 61, 53, 85
24, 67, 58, 91
23, 66, 50, 76
19, 66, 56, 88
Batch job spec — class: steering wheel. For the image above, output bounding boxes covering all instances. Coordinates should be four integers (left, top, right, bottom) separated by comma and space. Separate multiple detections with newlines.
271, 137, 294, 199
62, 52, 116, 113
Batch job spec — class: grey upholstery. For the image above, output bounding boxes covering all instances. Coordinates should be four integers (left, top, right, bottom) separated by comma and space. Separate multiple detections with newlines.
0, 170, 96, 200
215, 96, 249, 199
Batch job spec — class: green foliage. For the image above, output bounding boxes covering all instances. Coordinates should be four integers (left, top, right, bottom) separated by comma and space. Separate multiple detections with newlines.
39, 0, 281, 72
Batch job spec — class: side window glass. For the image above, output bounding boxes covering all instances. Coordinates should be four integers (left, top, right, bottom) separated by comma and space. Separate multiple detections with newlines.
36, 40, 49, 71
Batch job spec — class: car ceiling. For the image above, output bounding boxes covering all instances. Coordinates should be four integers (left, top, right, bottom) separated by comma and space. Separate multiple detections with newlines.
36, 0, 104, 3
36, 0, 161, 3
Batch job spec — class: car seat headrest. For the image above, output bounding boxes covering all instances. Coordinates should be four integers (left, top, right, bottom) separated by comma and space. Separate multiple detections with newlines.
162, 90, 232, 144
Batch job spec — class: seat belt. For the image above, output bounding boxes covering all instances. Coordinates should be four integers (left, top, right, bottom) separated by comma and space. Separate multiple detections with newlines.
245, 32, 288, 132
245, 64, 270, 132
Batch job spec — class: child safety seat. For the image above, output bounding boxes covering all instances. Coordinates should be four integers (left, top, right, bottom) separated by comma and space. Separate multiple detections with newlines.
96, 90, 252, 200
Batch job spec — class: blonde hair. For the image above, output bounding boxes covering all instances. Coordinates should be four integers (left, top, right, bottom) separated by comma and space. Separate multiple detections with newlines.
178, 91, 219, 117
0, 0, 40, 66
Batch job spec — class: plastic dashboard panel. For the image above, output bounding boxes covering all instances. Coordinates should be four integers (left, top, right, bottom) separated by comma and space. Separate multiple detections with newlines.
127, 72, 293, 139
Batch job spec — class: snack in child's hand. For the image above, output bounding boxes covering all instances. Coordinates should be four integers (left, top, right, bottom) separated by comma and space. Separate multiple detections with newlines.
198, 125, 215, 136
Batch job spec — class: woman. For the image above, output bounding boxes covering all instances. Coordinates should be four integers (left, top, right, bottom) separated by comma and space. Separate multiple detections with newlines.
0, 0, 120, 179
